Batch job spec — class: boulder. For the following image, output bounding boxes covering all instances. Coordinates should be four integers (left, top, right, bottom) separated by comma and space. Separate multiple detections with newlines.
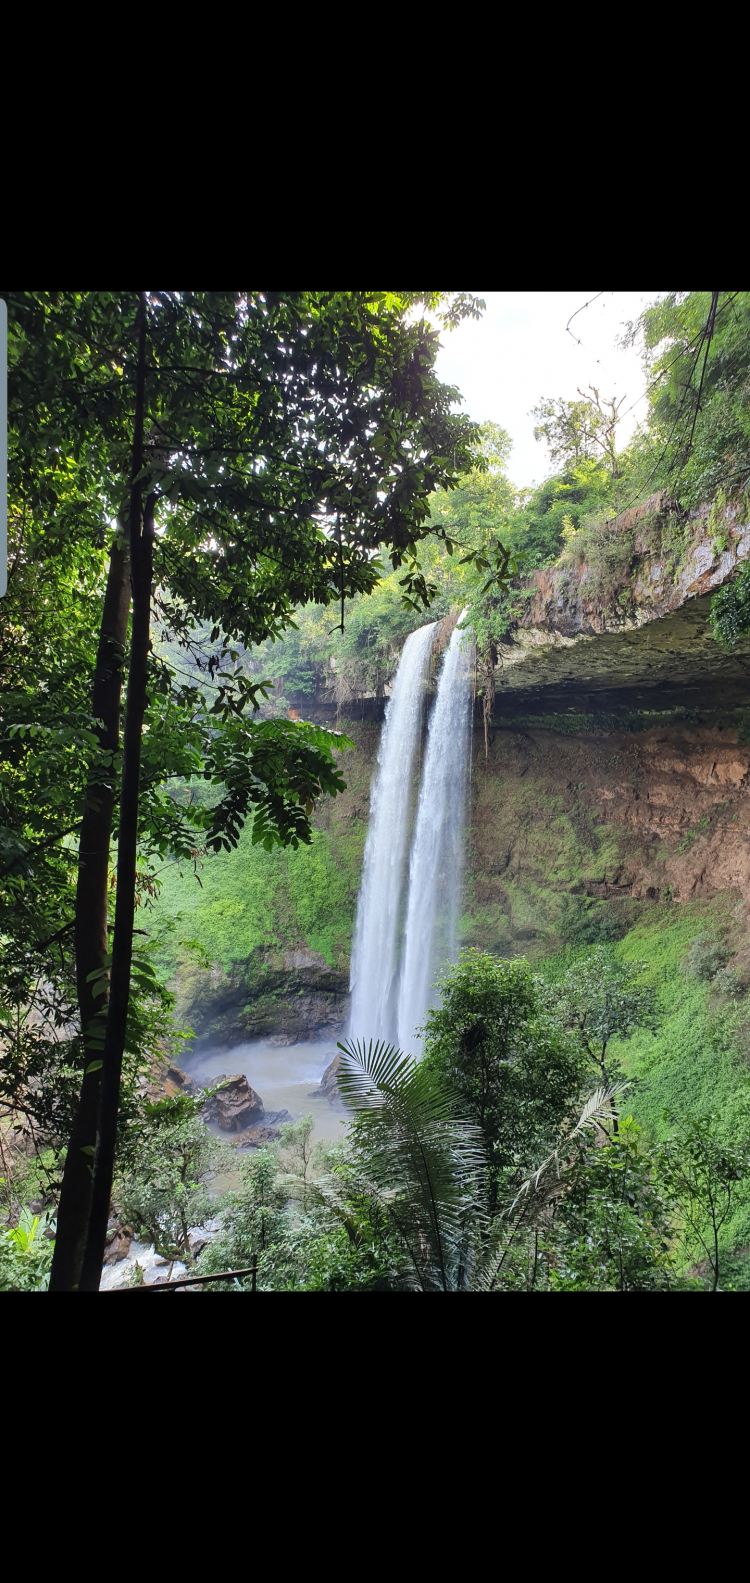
318, 1052, 341, 1104
99, 1246, 189, 1290
165, 1064, 201, 1097
234, 1109, 291, 1148
201, 1074, 264, 1132
104, 1231, 132, 1264
187, 1217, 222, 1258
104, 1222, 133, 1264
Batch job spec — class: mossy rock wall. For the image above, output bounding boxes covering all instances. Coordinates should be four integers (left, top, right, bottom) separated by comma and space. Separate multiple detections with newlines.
465, 714, 750, 958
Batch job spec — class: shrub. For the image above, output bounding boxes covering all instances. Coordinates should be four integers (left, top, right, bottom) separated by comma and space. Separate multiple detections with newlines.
558, 894, 621, 946
685, 935, 730, 982
0, 1209, 54, 1291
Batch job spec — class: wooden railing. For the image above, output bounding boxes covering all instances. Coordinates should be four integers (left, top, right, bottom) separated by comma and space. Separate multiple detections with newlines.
115, 1255, 258, 1291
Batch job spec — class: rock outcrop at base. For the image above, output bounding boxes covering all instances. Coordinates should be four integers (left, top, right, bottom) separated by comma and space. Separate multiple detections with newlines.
234, 1111, 292, 1147
201, 1074, 265, 1132
173, 945, 349, 1051
318, 1052, 342, 1104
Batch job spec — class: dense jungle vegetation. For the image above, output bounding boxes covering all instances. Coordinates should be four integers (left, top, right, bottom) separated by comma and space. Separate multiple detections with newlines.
4, 289, 750, 1293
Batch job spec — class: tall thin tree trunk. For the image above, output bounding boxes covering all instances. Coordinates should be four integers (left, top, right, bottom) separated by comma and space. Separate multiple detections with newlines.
78, 295, 151, 1292
48, 533, 131, 1291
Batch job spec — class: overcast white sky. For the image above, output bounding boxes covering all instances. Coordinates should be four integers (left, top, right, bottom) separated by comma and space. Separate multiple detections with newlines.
432, 291, 665, 489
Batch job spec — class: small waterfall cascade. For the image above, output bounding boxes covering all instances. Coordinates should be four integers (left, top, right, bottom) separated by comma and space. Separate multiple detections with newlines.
397, 619, 473, 1053
348, 621, 436, 1044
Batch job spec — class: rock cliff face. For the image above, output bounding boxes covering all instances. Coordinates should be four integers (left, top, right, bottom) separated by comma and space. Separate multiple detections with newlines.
468, 720, 750, 968
521, 493, 749, 634
175, 943, 350, 1050
467, 492, 750, 962
493, 493, 750, 710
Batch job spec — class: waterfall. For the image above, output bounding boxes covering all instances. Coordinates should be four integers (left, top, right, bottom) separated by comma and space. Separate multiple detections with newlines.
397, 619, 473, 1053
348, 621, 436, 1044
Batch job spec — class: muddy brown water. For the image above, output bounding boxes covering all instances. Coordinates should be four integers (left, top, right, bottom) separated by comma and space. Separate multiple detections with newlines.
183, 1038, 347, 1150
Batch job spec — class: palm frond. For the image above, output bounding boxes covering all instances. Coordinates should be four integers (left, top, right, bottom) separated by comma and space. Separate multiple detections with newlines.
335, 1037, 415, 1106
510, 1080, 631, 1214
334, 1036, 487, 1291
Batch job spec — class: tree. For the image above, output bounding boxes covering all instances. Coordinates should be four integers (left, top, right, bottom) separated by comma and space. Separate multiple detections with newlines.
420, 951, 586, 1211
485, 1089, 678, 1292
550, 947, 658, 1130
545, 1120, 678, 1292
114, 1090, 233, 1263
0, 508, 179, 1165
532, 387, 625, 496
632, 290, 746, 510
657, 1113, 750, 1291
333, 1037, 487, 1291
4, 289, 485, 1289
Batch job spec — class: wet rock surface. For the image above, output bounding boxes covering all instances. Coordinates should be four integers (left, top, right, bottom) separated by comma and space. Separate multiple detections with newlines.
164, 1064, 201, 1097
201, 1074, 264, 1132
318, 1053, 342, 1104
103, 1226, 132, 1265
175, 945, 349, 1051
99, 1245, 190, 1290
234, 1111, 292, 1147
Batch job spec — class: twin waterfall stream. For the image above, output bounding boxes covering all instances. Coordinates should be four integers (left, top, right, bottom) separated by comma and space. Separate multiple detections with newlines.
349, 620, 473, 1054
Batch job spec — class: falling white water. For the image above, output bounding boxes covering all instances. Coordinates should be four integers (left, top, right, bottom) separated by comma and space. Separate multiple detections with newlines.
348, 622, 436, 1045
397, 620, 473, 1053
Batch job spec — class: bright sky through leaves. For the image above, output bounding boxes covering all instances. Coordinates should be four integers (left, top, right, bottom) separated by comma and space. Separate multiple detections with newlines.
433, 291, 665, 488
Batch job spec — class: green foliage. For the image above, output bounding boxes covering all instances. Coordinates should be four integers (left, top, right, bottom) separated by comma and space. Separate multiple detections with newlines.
493, 1109, 685, 1292
570, 902, 750, 1267
426, 422, 516, 554
549, 946, 658, 1090
335, 1037, 487, 1291
198, 1148, 290, 1282
0, 1208, 55, 1292
545, 1121, 681, 1292
532, 388, 624, 486
556, 894, 622, 945
201, 717, 353, 854
684, 934, 730, 982
557, 510, 637, 605
635, 290, 750, 509
152, 816, 358, 978
657, 1111, 750, 1291
198, 1140, 394, 1292
711, 558, 750, 648
420, 952, 587, 1211
114, 1092, 234, 1260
